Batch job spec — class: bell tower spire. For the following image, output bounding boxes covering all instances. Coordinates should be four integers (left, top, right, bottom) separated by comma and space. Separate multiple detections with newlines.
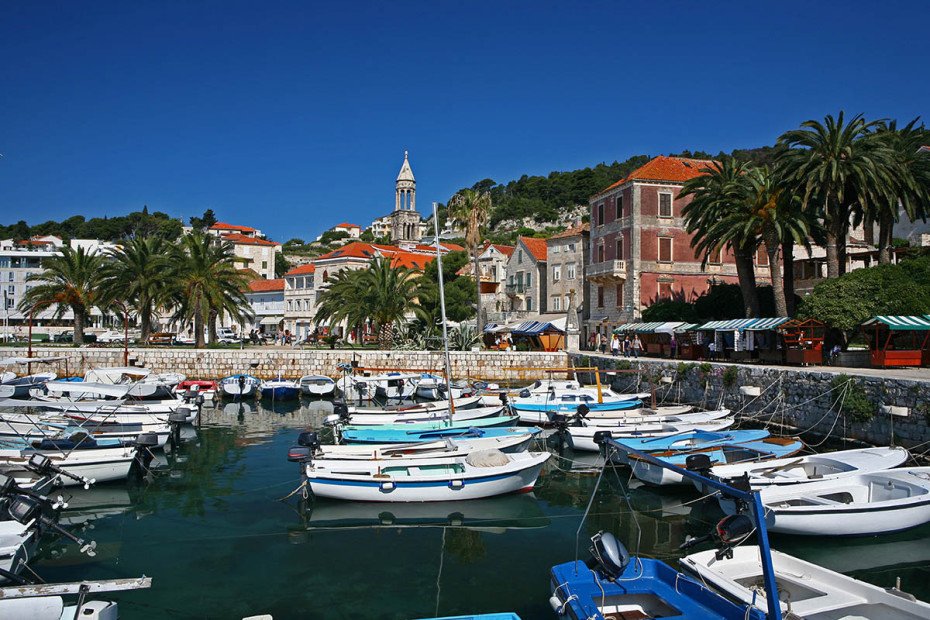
391, 151, 421, 244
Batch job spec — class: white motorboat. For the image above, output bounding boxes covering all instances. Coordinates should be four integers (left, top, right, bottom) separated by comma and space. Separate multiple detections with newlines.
694, 445, 911, 493
0, 356, 64, 398
342, 405, 505, 426
0, 577, 152, 620
719, 466, 930, 536
582, 404, 693, 420
0, 520, 38, 583
414, 374, 473, 401
301, 449, 550, 502
40, 400, 198, 425
174, 380, 218, 403
289, 429, 537, 461
0, 443, 138, 485
0, 417, 171, 448
219, 374, 260, 398
509, 388, 650, 424
565, 418, 736, 452
578, 408, 732, 428
83, 366, 180, 399
680, 545, 930, 619
299, 375, 336, 397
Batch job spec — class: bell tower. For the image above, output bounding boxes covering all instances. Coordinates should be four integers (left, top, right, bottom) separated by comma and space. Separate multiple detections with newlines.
391, 151, 421, 244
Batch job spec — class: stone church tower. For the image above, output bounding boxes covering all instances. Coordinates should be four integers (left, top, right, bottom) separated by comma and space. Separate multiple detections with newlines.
391, 151, 421, 245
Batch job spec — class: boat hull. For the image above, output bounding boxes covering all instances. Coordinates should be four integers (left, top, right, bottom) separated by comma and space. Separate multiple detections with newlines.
305, 452, 550, 502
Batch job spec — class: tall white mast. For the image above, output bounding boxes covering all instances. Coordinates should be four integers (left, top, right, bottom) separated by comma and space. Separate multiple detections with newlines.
432, 202, 454, 418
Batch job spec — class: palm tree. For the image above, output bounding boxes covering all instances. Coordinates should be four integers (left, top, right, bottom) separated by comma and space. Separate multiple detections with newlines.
98, 236, 172, 343
872, 119, 930, 263
720, 166, 812, 317
680, 158, 761, 317
314, 258, 424, 349
168, 232, 252, 348
777, 111, 894, 278
20, 246, 104, 344
448, 188, 492, 332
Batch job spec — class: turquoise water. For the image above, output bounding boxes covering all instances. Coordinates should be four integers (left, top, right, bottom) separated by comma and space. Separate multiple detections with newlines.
26, 399, 930, 619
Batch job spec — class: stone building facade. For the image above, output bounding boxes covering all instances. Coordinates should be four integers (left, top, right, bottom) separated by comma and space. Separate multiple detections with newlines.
546, 223, 589, 321
504, 237, 548, 317
586, 156, 771, 340
390, 151, 421, 245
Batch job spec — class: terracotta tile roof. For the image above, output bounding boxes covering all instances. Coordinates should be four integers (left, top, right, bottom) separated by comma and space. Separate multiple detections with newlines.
593, 156, 714, 198
248, 278, 285, 292
315, 242, 382, 261
549, 223, 590, 240
211, 222, 257, 232
334, 223, 360, 229
493, 244, 515, 257
519, 236, 548, 261
221, 233, 281, 246
284, 264, 316, 276
390, 252, 434, 270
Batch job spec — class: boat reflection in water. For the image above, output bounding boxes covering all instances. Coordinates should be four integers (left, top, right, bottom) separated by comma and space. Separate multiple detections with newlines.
288, 492, 550, 542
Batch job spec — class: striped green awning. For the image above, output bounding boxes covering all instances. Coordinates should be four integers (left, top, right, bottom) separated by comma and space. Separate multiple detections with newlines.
861, 316, 930, 331
674, 323, 700, 333
695, 320, 731, 330
745, 317, 791, 331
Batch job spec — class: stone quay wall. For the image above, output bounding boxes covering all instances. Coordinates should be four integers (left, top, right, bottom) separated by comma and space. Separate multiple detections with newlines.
10, 347, 571, 384
569, 353, 930, 451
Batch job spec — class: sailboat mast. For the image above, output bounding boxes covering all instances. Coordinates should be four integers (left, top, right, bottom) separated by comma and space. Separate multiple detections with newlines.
432, 202, 454, 416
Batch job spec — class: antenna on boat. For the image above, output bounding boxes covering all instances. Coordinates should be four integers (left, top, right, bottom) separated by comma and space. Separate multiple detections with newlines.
432, 202, 455, 419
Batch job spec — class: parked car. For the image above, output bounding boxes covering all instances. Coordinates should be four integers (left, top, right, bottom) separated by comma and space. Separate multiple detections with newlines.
96, 330, 125, 343
217, 328, 241, 344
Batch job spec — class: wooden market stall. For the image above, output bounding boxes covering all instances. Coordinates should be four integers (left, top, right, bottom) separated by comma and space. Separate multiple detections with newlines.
778, 319, 825, 366
860, 316, 930, 368
675, 324, 703, 360
742, 317, 791, 364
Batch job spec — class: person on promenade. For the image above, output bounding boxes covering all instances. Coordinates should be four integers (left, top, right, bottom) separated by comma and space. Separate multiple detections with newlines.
632, 335, 642, 358
669, 335, 677, 359
611, 334, 620, 356
623, 335, 631, 357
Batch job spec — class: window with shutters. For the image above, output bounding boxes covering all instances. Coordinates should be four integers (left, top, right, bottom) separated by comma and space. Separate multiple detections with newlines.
658, 192, 673, 218
658, 237, 673, 263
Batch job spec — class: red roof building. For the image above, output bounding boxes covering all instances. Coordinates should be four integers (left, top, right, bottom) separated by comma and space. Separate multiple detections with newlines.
248, 278, 285, 293
586, 155, 764, 340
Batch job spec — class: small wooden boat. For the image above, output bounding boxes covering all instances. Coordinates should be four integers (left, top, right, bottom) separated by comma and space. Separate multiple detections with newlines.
550, 530, 764, 620
289, 429, 538, 461
337, 414, 521, 444
693, 445, 910, 493
219, 374, 260, 398
605, 427, 768, 464
0, 440, 139, 485
630, 436, 805, 486
299, 375, 336, 397
510, 389, 646, 424
680, 545, 930, 619
301, 449, 549, 502
260, 377, 301, 400
347, 394, 483, 414
339, 425, 532, 445
342, 405, 505, 426
564, 419, 738, 453
579, 407, 732, 428
719, 466, 930, 536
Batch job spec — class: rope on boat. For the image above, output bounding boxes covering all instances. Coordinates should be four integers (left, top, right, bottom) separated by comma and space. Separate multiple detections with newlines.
278, 478, 309, 502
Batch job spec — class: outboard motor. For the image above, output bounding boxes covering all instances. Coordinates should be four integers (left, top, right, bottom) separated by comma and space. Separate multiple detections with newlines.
685, 453, 713, 478
498, 392, 508, 405
0, 473, 65, 513
585, 531, 630, 581
518, 388, 530, 399
574, 404, 590, 422
322, 414, 343, 427
297, 431, 321, 453
332, 402, 350, 423
5, 496, 97, 557
134, 433, 159, 471
25, 453, 94, 489
287, 446, 312, 462
679, 513, 754, 560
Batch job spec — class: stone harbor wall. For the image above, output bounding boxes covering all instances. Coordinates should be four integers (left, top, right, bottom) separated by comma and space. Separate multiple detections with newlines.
9, 347, 570, 384
569, 353, 930, 451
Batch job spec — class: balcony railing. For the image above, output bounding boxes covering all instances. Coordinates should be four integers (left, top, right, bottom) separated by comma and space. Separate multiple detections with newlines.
586, 260, 626, 280
504, 283, 525, 296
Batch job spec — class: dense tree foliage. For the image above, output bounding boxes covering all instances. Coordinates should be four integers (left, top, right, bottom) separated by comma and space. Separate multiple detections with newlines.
1, 208, 184, 242
799, 255, 930, 345
98, 236, 173, 342
416, 251, 477, 324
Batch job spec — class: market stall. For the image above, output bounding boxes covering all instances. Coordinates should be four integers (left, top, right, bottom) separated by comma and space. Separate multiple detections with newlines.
742, 317, 791, 364
512, 317, 566, 352
859, 315, 930, 368
778, 319, 825, 365
674, 323, 703, 359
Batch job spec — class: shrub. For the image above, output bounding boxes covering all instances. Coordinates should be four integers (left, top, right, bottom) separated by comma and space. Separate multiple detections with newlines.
832, 374, 875, 422
722, 366, 739, 389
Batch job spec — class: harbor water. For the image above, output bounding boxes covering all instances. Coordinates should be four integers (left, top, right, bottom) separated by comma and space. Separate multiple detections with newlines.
26, 399, 930, 619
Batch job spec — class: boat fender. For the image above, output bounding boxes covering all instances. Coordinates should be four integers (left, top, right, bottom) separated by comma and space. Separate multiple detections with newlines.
585, 531, 630, 581
379, 480, 396, 493
287, 446, 312, 462
322, 414, 342, 427
449, 479, 465, 490
297, 431, 321, 452
135, 433, 160, 449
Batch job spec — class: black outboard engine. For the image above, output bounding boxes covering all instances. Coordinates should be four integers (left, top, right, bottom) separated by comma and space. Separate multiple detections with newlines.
0, 473, 65, 514
518, 388, 530, 399
574, 404, 590, 421
25, 453, 94, 489
5, 496, 97, 556
585, 531, 630, 581
287, 446, 312, 462
498, 392, 508, 405
297, 431, 321, 453
332, 402, 350, 422
685, 453, 713, 478
679, 513, 755, 560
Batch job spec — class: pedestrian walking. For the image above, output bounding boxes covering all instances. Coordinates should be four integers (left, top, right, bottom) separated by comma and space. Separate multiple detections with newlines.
632, 335, 643, 358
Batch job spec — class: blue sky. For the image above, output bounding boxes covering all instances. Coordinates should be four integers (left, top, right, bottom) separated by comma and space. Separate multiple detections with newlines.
2, 1, 928, 243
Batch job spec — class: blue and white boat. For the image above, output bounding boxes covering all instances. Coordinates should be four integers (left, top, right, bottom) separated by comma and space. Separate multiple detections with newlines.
339, 422, 527, 445
510, 389, 646, 424
219, 374, 260, 398
550, 531, 765, 620
415, 614, 521, 619
299, 449, 550, 502
607, 429, 771, 465
260, 376, 301, 400
630, 436, 806, 486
